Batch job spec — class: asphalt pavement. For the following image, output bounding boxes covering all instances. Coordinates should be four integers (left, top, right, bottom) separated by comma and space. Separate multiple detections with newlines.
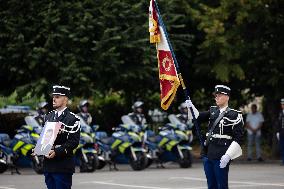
0, 161, 284, 189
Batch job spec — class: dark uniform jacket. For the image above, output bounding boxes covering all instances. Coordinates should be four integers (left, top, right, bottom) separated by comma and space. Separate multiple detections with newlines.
128, 112, 147, 125
43, 108, 80, 173
77, 112, 92, 125
176, 113, 192, 126
35, 112, 45, 126
198, 106, 244, 160
278, 110, 284, 138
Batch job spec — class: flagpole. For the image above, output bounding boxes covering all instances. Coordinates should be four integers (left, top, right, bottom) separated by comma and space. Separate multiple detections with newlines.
153, 0, 204, 147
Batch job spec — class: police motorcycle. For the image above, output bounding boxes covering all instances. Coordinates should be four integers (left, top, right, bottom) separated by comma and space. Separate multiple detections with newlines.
121, 101, 149, 148
0, 136, 9, 173
74, 117, 98, 172
0, 118, 44, 174
0, 151, 8, 174
23, 116, 45, 174
0, 133, 22, 174
168, 102, 194, 140
119, 101, 152, 166
90, 125, 106, 170
168, 113, 194, 145
95, 123, 148, 171
144, 121, 193, 168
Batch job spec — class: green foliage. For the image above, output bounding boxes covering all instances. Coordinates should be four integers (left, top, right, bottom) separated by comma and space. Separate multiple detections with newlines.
92, 91, 127, 133
0, 91, 45, 109
0, 0, 283, 114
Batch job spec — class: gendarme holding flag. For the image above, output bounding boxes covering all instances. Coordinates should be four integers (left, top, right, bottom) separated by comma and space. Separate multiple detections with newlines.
186, 85, 244, 189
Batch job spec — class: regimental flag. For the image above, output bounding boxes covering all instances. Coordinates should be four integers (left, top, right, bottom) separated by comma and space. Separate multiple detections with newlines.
149, 0, 180, 110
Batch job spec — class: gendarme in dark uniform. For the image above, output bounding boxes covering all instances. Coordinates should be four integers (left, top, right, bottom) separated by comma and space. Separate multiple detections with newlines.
77, 99, 93, 125
43, 85, 80, 189
187, 85, 244, 189
128, 101, 147, 126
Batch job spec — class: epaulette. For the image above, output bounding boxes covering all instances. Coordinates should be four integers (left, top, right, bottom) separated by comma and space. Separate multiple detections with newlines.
47, 110, 55, 115
229, 108, 242, 114
209, 106, 218, 111
70, 112, 81, 119
226, 109, 243, 119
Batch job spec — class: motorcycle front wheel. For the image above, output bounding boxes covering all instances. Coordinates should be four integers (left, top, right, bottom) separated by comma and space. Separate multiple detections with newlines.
0, 160, 8, 174
32, 156, 44, 174
96, 157, 106, 170
129, 151, 148, 171
80, 153, 97, 172
178, 149, 192, 168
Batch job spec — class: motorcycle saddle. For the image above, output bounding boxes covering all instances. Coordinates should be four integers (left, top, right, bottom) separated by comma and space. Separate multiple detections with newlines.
148, 136, 157, 143
101, 137, 114, 145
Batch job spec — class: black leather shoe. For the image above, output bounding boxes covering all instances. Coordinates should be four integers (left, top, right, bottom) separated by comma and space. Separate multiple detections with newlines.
257, 157, 264, 162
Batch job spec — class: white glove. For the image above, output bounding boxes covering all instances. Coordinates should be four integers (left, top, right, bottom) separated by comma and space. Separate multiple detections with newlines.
277, 132, 280, 141
185, 99, 193, 108
185, 99, 199, 119
220, 154, 231, 168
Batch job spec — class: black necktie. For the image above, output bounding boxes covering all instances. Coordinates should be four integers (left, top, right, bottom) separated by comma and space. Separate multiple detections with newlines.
54, 112, 59, 121
215, 109, 220, 118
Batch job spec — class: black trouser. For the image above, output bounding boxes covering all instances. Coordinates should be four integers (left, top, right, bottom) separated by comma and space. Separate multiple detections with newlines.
44, 172, 73, 189
203, 157, 230, 189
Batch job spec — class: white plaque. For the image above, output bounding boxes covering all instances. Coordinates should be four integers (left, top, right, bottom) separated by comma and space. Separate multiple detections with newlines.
34, 122, 61, 155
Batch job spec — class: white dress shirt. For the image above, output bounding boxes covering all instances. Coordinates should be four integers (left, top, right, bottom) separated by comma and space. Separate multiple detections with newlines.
55, 107, 67, 117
